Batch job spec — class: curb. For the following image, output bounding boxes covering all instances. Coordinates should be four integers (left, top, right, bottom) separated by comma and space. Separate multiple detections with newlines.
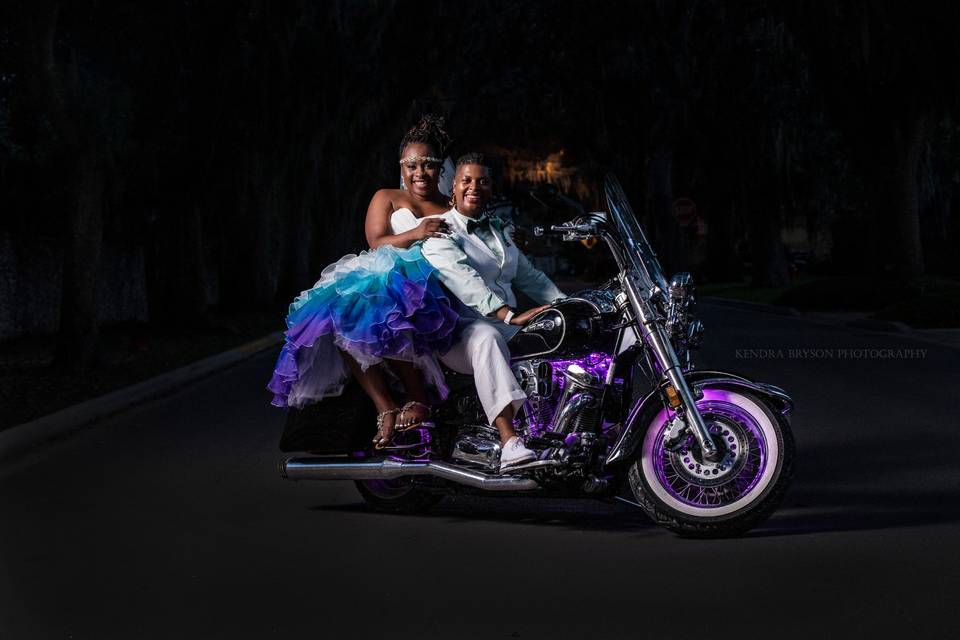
704, 297, 915, 332
701, 296, 960, 350
701, 296, 802, 317
0, 331, 284, 462
845, 318, 911, 333
703, 296, 909, 330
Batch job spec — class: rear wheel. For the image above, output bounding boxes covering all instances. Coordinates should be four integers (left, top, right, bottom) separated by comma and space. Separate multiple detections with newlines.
628, 389, 794, 538
354, 478, 443, 514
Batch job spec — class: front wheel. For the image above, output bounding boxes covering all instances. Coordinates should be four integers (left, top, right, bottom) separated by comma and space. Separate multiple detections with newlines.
628, 389, 794, 538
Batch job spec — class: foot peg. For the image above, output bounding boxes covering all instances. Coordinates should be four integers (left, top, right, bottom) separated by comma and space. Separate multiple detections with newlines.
382, 427, 433, 457
498, 459, 559, 474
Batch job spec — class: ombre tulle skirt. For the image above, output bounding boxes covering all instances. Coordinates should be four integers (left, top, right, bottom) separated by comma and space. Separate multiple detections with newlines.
266, 244, 459, 408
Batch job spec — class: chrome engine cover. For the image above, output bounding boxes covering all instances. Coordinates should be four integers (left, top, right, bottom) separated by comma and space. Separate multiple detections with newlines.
451, 429, 502, 471
512, 355, 608, 437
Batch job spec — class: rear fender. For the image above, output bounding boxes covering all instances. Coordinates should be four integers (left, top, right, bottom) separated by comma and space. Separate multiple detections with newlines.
603, 370, 793, 468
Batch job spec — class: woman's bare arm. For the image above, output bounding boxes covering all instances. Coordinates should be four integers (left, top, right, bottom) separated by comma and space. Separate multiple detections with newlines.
365, 190, 418, 249
365, 190, 449, 249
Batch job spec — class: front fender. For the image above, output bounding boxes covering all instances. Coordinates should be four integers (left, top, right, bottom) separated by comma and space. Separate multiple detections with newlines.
603, 370, 793, 468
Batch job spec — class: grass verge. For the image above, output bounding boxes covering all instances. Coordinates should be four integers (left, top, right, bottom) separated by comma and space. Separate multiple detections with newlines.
0, 310, 283, 431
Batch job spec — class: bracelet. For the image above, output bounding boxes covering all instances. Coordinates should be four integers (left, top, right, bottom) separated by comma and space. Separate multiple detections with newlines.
503, 309, 515, 325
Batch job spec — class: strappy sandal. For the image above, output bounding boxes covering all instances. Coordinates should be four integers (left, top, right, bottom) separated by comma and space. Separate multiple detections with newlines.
372, 408, 399, 450
395, 401, 432, 432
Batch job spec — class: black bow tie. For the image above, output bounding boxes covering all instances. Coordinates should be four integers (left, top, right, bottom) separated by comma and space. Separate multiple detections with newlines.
466, 215, 494, 234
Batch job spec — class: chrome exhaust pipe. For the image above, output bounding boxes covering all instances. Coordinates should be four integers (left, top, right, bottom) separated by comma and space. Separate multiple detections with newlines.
281, 457, 539, 491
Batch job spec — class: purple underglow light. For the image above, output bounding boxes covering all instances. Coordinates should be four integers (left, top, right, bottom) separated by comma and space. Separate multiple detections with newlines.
549, 352, 613, 385
520, 352, 614, 436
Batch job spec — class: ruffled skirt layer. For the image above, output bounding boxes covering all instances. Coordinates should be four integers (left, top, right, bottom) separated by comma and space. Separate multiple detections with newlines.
266, 245, 459, 408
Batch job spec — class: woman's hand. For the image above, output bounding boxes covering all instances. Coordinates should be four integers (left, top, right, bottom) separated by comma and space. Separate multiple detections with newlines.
510, 304, 551, 326
411, 218, 450, 241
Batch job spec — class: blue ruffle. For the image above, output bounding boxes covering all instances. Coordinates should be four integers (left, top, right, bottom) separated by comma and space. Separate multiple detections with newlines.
267, 245, 459, 407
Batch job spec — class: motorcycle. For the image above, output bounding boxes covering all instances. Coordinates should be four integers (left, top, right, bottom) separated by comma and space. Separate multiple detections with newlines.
280, 174, 795, 538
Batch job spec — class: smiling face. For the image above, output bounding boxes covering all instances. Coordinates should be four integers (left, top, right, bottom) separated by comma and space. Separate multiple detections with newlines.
399, 142, 442, 198
453, 163, 493, 217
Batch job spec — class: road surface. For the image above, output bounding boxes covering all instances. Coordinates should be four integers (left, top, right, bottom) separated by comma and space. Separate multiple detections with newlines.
2, 302, 958, 639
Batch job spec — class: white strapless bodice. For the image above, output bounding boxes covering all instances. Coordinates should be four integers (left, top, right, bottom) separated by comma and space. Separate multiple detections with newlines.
389, 208, 421, 234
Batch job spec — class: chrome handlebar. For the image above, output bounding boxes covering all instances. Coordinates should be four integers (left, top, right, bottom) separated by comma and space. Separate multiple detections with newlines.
533, 222, 598, 238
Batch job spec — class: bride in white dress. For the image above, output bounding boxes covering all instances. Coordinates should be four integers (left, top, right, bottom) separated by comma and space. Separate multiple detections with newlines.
267, 115, 458, 448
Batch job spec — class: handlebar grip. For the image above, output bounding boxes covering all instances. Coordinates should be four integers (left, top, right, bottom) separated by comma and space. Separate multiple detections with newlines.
534, 222, 598, 237
534, 225, 575, 236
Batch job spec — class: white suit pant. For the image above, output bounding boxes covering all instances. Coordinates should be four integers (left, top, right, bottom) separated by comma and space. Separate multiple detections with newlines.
439, 321, 528, 425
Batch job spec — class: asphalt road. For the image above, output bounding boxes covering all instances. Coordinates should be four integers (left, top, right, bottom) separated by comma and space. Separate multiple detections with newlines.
2, 302, 959, 639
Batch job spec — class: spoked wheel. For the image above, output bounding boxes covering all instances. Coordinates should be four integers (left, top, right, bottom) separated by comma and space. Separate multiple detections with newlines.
354, 478, 443, 514
628, 389, 794, 538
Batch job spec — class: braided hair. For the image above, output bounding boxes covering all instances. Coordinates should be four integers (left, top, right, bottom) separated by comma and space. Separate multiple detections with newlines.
399, 114, 452, 158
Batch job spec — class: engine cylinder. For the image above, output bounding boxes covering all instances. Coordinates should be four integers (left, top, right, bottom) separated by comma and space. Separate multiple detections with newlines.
549, 363, 602, 434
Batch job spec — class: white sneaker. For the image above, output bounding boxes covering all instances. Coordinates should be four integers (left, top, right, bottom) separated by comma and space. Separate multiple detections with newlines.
500, 436, 536, 471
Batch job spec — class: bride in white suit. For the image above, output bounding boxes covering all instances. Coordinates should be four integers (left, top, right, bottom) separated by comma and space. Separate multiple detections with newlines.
421, 152, 567, 471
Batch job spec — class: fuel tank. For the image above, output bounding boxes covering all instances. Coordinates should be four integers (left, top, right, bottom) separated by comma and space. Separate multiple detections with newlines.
507, 296, 609, 361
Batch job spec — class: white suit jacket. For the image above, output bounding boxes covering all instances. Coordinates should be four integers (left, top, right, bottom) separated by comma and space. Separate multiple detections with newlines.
421, 208, 566, 338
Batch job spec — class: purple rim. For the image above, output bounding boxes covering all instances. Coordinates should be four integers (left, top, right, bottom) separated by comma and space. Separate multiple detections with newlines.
653, 400, 768, 509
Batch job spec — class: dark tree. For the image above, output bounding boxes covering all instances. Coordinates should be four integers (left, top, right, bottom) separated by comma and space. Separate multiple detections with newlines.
787, 1, 960, 277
